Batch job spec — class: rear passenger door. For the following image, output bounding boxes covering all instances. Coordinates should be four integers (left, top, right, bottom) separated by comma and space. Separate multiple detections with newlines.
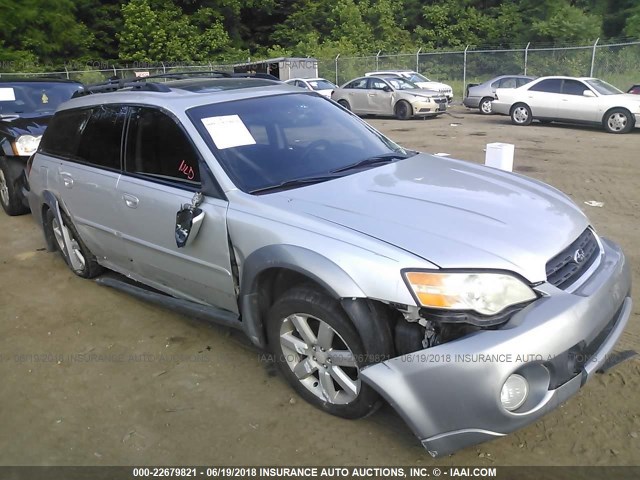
117, 106, 237, 312
525, 79, 562, 118
40, 105, 129, 266
342, 78, 370, 112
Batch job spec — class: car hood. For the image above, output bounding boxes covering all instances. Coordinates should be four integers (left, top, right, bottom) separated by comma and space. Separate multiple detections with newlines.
262, 154, 589, 283
415, 81, 451, 91
401, 90, 444, 100
0, 113, 52, 138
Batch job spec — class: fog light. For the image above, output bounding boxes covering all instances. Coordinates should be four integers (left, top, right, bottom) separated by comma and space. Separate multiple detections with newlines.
501, 374, 529, 411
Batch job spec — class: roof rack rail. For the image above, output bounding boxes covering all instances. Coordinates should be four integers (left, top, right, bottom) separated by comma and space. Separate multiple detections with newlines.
73, 79, 171, 97
73, 70, 280, 97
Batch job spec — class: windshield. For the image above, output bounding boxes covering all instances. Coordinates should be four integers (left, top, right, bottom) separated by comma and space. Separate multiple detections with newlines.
408, 73, 431, 83
386, 77, 420, 90
188, 93, 408, 193
0, 82, 82, 115
308, 79, 336, 90
585, 79, 623, 95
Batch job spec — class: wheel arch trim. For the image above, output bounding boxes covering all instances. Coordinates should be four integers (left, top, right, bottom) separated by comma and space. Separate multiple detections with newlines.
41, 190, 83, 270
238, 244, 367, 348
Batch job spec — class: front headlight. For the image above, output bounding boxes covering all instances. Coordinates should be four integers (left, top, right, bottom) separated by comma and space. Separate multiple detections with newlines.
12, 135, 42, 156
403, 271, 537, 316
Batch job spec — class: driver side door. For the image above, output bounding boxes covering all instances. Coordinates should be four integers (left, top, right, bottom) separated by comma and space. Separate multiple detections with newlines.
116, 106, 237, 312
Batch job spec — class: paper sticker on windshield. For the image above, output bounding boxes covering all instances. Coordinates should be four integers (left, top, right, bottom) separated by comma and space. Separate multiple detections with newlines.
0, 88, 16, 101
201, 115, 256, 150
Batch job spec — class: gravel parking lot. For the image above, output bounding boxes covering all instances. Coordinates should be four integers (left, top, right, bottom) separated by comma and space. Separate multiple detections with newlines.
1, 106, 638, 467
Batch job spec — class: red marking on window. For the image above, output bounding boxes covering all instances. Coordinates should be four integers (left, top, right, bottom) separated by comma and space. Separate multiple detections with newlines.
178, 160, 195, 180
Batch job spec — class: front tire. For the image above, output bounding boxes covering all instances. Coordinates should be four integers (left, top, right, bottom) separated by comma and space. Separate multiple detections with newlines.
394, 100, 412, 120
603, 108, 633, 134
479, 97, 493, 115
510, 103, 532, 126
0, 158, 29, 216
266, 286, 381, 419
45, 208, 103, 278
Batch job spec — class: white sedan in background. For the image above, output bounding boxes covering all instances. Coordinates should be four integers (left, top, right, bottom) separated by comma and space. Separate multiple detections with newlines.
492, 76, 640, 134
284, 77, 337, 97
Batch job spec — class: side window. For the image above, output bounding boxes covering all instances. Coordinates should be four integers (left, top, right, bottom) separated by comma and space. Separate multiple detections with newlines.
345, 79, 368, 89
75, 105, 127, 170
529, 79, 562, 93
516, 78, 531, 87
125, 107, 201, 186
499, 77, 517, 88
563, 80, 588, 96
490, 80, 500, 89
369, 78, 389, 90
39, 109, 91, 158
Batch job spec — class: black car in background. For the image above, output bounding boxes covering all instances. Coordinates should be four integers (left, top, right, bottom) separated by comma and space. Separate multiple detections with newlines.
0, 78, 83, 215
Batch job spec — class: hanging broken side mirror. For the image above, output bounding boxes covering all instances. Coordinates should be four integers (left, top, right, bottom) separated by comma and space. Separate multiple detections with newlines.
175, 191, 205, 248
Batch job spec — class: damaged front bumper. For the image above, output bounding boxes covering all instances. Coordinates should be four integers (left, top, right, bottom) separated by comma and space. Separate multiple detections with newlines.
361, 237, 632, 457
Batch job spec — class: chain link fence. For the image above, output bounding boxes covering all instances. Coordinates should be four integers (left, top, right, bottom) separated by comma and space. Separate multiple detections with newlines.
0, 62, 237, 84
1, 40, 638, 100
324, 40, 640, 100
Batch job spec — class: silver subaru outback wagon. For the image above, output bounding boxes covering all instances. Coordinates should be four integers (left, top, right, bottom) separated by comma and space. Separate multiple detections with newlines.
26, 75, 631, 456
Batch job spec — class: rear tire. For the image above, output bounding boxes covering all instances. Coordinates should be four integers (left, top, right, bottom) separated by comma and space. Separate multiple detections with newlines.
266, 286, 381, 419
0, 158, 29, 216
603, 108, 633, 134
337, 100, 351, 111
479, 97, 493, 115
45, 208, 103, 278
394, 100, 412, 120
510, 103, 532, 126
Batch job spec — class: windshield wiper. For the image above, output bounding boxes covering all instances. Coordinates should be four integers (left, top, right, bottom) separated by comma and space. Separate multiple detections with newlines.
330, 151, 416, 174
249, 174, 340, 194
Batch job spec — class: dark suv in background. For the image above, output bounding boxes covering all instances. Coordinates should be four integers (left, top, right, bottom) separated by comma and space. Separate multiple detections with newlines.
0, 78, 83, 215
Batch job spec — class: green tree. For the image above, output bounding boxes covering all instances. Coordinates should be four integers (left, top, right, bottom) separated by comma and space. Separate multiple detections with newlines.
117, 0, 232, 62
0, 0, 92, 67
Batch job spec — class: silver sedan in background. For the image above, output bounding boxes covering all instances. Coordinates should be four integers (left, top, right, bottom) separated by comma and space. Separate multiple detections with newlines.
464, 75, 535, 114
332, 76, 448, 120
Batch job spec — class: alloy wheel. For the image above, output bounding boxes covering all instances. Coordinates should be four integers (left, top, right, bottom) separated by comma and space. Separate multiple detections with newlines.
52, 217, 86, 270
279, 313, 360, 404
607, 112, 627, 132
513, 106, 529, 124
0, 169, 9, 207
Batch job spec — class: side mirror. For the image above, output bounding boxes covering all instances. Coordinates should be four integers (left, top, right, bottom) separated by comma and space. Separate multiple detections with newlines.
583, 89, 596, 97
175, 192, 205, 248
382, 85, 392, 93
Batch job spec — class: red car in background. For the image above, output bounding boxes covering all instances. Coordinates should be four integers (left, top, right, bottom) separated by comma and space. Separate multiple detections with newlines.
628, 84, 640, 95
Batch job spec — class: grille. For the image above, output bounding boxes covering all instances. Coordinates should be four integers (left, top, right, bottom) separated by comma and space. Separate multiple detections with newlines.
546, 228, 599, 289
434, 97, 447, 104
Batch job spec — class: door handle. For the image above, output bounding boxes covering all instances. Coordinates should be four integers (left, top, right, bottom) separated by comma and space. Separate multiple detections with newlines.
60, 173, 74, 188
122, 193, 139, 209
368, 93, 376, 97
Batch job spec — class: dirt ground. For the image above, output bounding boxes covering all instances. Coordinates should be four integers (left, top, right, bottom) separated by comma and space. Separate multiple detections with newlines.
1, 106, 639, 467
